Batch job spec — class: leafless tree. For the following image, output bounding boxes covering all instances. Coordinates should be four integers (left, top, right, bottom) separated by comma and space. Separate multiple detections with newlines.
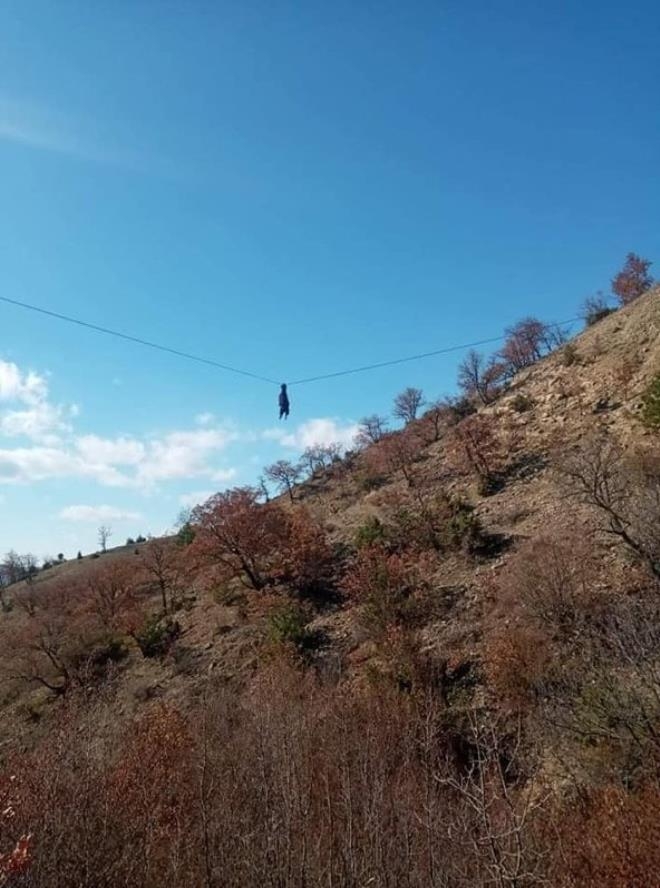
264, 459, 302, 503
356, 414, 389, 447
437, 710, 550, 887
418, 399, 447, 443
458, 350, 504, 405
141, 538, 186, 614
301, 443, 343, 476
393, 387, 425, 424
256, 475, 270, 503
560, 435, 660, 582
581, 292, 614, 326
98, 525, 112, 554
499, 317, 567, 376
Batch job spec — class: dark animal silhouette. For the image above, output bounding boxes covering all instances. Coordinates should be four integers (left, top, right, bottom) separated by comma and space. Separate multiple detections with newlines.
279, 384, 290, 420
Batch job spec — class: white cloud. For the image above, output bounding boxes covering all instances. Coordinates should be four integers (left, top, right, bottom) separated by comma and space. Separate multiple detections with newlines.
1, 401, 71, 444
266, 418, 359, 451
136, 428, 237, 484
0, 358, 240, 488
75, 435, 146, 466
178, 490, 216, 508
0, 359, 74, 444
0, 362, 48, 404
0, 445, 79, 483
59, 505, 142, 523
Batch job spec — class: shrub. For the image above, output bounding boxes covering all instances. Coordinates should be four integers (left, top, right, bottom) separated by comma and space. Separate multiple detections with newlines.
132, 616, 181, 658
357, 471, 388, 492
342, 546, 423, 635
499, 535, 597, 638
278, 509, 335, 600
82, 635, 129, 677
445, 395, 476, 422
355, 516, 387, 548
641, 374, 660, 431
367, 430, 423, 488
484, 624, 552, 710
444, 498, 483, 552
582, 292, 615, 326
510, 393, 534, 413
562, 342, 579, 366
447, 413, 508, 495
268, 605, 314, 652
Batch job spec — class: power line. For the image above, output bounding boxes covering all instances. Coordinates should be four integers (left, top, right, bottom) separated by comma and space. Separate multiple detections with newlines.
288, 316, 584, 385
0, 295, 280, 386
0, 294, 586, 388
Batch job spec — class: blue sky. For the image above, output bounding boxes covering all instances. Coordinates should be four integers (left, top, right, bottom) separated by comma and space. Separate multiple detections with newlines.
1, 1, 659, 557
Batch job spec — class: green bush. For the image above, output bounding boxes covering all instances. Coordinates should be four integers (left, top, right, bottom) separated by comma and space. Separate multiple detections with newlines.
133, 616, 181, 658
642, 375, 660, 430
355, 516, 387, 548
176, 522, 196, 546
268, 605, 314, 652
444, 498, 483, 552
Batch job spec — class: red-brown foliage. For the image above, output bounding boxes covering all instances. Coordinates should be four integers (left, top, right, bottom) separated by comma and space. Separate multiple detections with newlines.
551, 783, 660, 887
1, 581, 91, 695
84, 561, 137, 632
499, 316, 565, 374
278, 508, 335, 598
498, 533, 599, 636
366, 428, 423, 487
0, 774, 32, 885
342, 544, 424, 634
484, 623, 552, 711
190, 487, 286, 590
447, 412, 508, 492
611, 252, 654, 306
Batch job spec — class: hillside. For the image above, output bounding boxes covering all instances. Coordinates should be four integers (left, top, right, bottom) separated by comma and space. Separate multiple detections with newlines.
2, 287, 660, 886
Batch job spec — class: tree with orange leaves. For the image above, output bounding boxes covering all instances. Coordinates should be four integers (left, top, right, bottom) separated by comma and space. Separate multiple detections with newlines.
612, 252, 654, 306
190, 487, 285, 590
278, 508, 335, 599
